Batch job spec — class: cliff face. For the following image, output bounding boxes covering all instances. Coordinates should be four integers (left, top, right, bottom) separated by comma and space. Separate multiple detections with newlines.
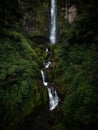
57, 1, 78, 42
20, 0, 77, 41
19, 0, 50, 39
67, 4, 77, 23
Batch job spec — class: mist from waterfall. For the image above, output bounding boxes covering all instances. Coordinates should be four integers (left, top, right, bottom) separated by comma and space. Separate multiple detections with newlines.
50, 0, 57, 44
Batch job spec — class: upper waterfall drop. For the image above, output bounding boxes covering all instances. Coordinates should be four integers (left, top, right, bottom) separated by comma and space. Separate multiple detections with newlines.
50, 0, 57, 44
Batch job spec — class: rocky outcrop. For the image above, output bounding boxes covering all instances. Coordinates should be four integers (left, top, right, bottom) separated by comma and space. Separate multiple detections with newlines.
67, 4, 77, 23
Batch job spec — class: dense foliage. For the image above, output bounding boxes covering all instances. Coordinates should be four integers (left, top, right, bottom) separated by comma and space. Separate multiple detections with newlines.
0, 1, 48, 130
0, 0, 98, 130
53, 0, 98, 129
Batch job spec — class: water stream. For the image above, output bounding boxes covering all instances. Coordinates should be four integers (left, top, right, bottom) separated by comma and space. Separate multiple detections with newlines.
41, 48, 59, 111
41, 0, 59, 111
50, 0, 57, 44
41, 68, 59, 111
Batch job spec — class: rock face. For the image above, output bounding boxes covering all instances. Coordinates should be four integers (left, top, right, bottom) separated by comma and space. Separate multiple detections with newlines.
20, 0, 50, 38
67, 4, 77, 23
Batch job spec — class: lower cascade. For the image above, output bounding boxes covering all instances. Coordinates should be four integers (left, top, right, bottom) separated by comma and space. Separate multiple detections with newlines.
41, 49, 59, 111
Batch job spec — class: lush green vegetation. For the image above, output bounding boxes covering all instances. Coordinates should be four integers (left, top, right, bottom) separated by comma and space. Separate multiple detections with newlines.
0, 1, 48, 130
0, 0, 98, 130
51, 0, 98, 130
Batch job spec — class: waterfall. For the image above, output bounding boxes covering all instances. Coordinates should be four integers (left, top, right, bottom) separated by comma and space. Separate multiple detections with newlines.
50, 0, 57, 44
41, 69, 59, 111
47, 88, 59, 111
40, 0, 59, 111
41, 70, 48, 87
40, 48, 59, 111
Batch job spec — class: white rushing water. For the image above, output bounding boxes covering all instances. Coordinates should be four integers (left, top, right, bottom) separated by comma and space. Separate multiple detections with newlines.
40, 0, 59, 111
41, 69, 59, 111
41, 47, 59, 111
41, 70, 48, 87
50, 0, 57, 44
44, 61, 51, 69
47, 88, 59, 110
46, 48, 49, 52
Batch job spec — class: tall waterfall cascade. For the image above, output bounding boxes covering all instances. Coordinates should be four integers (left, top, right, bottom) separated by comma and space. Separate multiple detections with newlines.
41, 0, 59, 111
50, 0, 57, 44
